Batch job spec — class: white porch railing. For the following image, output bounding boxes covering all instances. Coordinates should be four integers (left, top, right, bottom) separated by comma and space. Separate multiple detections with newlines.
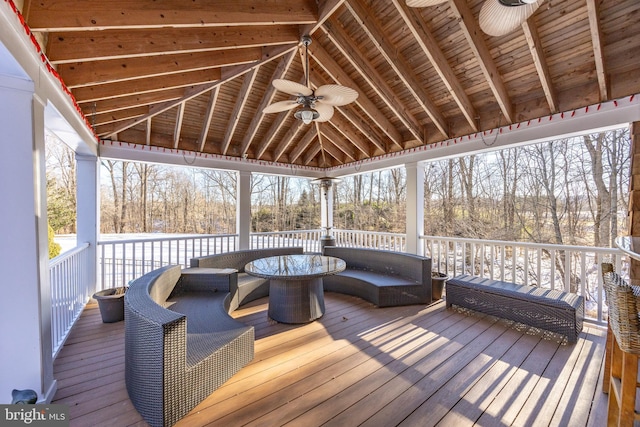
333, 229, 406, 251
421, 235, 626, 323
250, 230, 323, 252
49, 242, 92, 359
48, 231, 625, 361
96, 234, 238, 291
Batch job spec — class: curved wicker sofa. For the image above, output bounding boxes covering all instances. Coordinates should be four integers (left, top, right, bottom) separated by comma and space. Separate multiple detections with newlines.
190, 246, 304, 310
322, 246, 432, 306
124, 264, 254, 427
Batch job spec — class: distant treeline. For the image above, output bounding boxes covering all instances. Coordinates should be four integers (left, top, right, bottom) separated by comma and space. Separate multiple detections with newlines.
45, 127, 630, 249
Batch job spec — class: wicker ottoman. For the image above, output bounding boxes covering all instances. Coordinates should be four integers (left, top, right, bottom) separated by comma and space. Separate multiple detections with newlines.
446, 275, 584, 343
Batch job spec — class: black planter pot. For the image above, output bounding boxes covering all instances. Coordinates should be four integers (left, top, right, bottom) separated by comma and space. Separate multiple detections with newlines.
93, 288, 125, 323
431, 272, 448, 300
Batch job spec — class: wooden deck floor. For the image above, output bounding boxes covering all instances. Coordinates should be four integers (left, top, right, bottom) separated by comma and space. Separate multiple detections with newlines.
52, 293, 608, 427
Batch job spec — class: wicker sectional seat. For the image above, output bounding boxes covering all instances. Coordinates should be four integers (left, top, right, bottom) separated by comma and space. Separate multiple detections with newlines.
190, 247, 304, 310
125, 265, 254, 427
322, 246, 432, 306
446, 274, 584, 343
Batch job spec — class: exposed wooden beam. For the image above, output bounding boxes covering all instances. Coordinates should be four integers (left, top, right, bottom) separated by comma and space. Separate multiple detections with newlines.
255, 112, 290, 160
26, 0, 318, 31
334, 106, 387, 157
522, 19, 558, 114
392, 0, 477, 132
321, 125, 357, 162
273, 120, 304, 162
347, 0, 448, 139
102, 44, 296, 139
329, 110, 373, 158
303, 140, 322, 166
309, 41, 399, 150
221, 68, 259, 155
318, 133, 345, 165
73, 68, 223, 103
586, 0, 608, 101
289, 127, 316, 164
80, 88, 185, 116
197, 87, 219, 152
299, 0, 346, 37
449, 0, 514, 124
173, 103, 185, 149
60, 48, 263, 88
240, 51, 296, 155
92, 106, 149, 127
47, 26, 300, 64
321, 19, 423, 145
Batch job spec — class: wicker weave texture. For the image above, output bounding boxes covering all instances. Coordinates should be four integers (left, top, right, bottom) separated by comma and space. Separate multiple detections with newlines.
602, 266, 640, 354
268, 277, 325, 323
190, 247, 304, 271
446, 275, 584, 343
322, 247, 432, 307
190, 247, 305, 310
125, 265, 254, 427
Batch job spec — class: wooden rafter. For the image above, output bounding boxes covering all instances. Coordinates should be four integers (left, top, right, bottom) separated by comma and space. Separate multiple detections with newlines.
92, 106, 148, 127
197, 87, 220, 152
522, 19, 558, 114
255, 111, 290, 160
221, 68, 258, 155
309, 41, 398, 151
586, 0, 608, 101
78, 68, 223, 104
321, 125, 357, 163
299, 0, 347, 37
273, 120, 304, 162
346, 0, 448, 140
101, 44, 296, 138
240, 50, 296, 156
449, 0, 514, 124
289, 127, 316, 164
321, 19, 423, 145
25, 0, 318, 31
173, 103, 185, 148
46, 25, 300, 64
392, 0, 477, 132
60, 48, 263, 88
81, 88, 184, 116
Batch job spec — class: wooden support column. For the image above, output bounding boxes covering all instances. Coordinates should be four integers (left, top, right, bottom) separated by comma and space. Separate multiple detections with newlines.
628, 122, 640, 285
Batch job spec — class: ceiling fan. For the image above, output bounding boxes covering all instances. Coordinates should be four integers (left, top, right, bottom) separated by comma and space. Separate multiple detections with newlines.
406, 0, 542, 37
263, 36, 358, 124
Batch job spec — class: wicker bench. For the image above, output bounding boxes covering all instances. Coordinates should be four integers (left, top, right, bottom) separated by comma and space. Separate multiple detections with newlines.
446, 274, 584, 343
125, 265, 254, 427
322, 246, 432, 306
190, 247, 303, 310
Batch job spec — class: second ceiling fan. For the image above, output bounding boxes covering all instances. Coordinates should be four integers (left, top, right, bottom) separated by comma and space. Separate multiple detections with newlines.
407, 0, 542, 37
263, 36, 359, 124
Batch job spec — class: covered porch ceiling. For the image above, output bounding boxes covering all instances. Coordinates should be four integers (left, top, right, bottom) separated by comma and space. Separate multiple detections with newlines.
18, 0, 640, 170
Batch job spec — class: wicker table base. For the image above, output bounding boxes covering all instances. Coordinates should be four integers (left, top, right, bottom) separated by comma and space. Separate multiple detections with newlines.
268, 277, 325, 323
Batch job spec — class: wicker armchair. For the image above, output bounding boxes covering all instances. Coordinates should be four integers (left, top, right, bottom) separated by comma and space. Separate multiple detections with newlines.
601, 263, 640, 426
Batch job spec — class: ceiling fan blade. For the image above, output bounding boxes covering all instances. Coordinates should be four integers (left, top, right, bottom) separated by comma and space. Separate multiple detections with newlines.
314, 103, 334, 122
406, 0, 447, 7
315, 85, 359, 107
263, 100, 299, 114
272, 79, 313, 97
479, 0, 541, 37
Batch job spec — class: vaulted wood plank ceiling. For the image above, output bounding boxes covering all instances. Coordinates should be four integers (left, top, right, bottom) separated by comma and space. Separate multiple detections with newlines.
21, 0, 640, 169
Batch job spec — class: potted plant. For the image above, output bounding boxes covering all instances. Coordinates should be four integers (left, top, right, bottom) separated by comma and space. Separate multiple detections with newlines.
93, 286, 127, 323
431, 271, 448, 301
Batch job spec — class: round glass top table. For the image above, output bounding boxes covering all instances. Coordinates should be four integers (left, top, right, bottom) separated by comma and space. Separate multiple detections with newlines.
245, 254, 346, 324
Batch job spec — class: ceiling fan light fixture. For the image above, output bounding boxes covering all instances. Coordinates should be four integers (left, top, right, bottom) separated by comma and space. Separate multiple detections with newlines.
295, 107, 319, 124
